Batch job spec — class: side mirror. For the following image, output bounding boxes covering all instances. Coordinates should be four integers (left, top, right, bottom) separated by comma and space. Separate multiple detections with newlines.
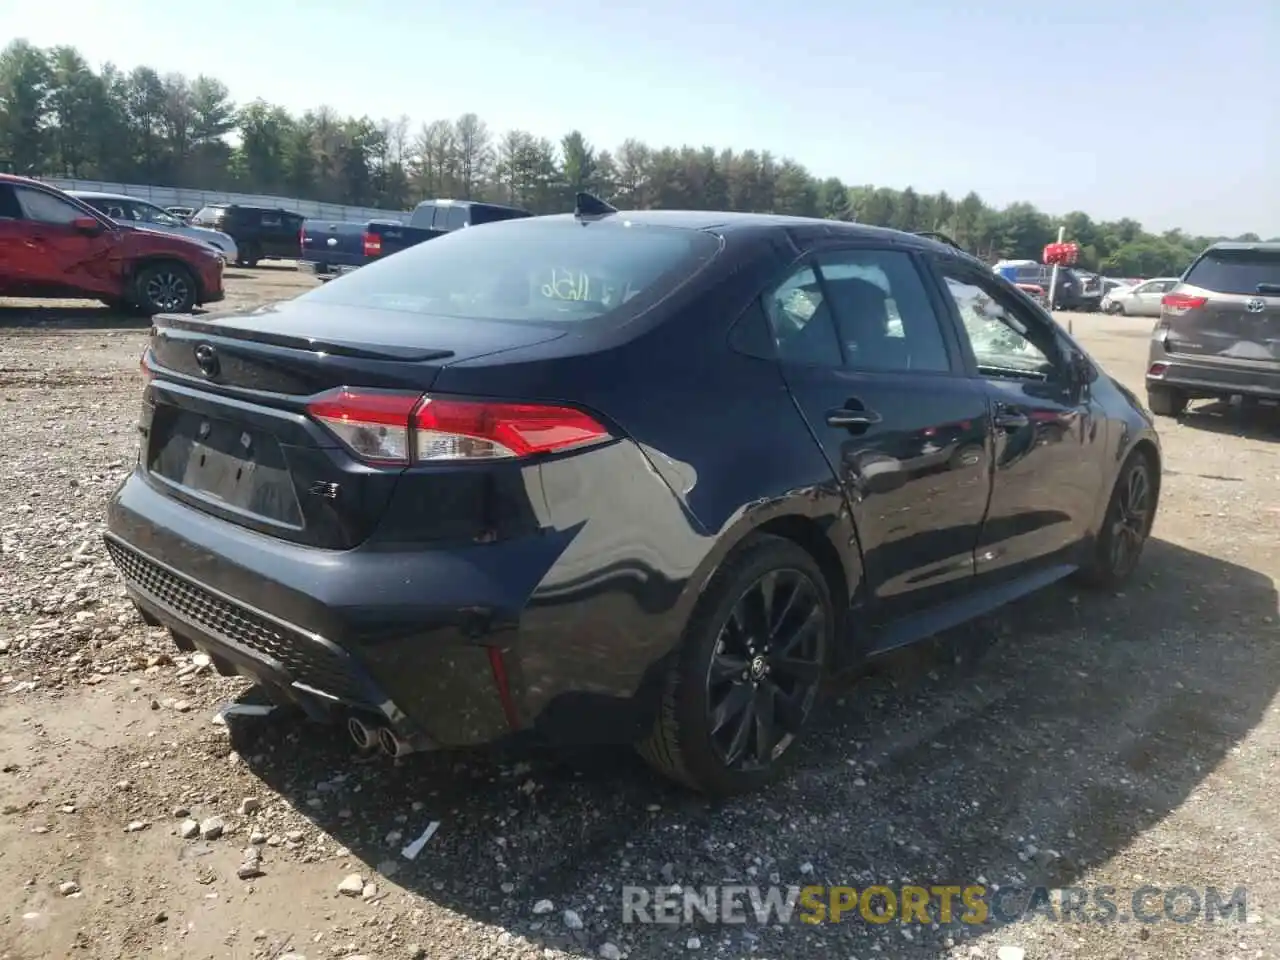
70, 216, 103, 235
1072, 353, 1099, 386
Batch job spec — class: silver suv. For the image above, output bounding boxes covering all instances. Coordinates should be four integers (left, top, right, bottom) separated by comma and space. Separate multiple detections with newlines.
1146, 241, 1280, 416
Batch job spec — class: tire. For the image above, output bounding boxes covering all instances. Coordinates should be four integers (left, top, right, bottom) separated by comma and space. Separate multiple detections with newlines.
236, 243, 262, 268
134, 262, 197, 315
1146, 385, 1188, 417
1106, 302, 1125, 315
99, 297, 140, 314
1075, 448, 1158, 590
637, 535, 834, 796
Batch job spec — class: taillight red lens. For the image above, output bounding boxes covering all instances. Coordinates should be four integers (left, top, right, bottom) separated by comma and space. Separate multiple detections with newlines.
413, 398, 610, 461
305, 389, 611, 464
140, 348, 155, 382
306, 388, 420, 464
362, 232, 381, 257
1161, 293, 1207, 315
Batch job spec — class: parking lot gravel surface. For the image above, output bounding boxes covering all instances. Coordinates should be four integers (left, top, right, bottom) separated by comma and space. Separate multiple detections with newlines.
1, 266, 1278, 960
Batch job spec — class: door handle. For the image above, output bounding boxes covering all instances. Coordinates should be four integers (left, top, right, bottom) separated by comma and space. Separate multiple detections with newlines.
992, 409, 1030, 430
826, 407, 882, 428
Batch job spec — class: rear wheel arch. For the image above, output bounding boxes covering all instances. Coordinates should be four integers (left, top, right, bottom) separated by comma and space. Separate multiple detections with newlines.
680, 511, 858, 655
752, 516, 850, 619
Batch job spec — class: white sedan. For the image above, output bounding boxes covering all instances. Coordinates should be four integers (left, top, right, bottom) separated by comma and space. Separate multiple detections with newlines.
69, 191, 239, 264
1101, 277, 1180, 317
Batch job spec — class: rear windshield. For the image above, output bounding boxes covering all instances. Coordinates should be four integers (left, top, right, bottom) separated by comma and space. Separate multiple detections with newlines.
193, 206, 225, 222
1185, 250, 1280, 295
299, 218, 720, 324
470, 205, 528, 226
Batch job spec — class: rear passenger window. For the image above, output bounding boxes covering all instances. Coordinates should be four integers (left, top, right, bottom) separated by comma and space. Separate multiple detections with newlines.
763, 266, 842, 367
815, 249, 953, 373
446, 206, 467, 230
432, 206, 454, 229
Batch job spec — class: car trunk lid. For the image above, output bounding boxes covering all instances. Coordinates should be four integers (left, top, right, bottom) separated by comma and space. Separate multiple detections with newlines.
141, 301, 570, 549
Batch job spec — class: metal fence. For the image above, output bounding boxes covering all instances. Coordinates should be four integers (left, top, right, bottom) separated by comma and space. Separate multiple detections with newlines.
38, 178, 409, 224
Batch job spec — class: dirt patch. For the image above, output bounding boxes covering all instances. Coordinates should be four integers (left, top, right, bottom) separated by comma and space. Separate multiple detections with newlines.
0, 305, 1277, 960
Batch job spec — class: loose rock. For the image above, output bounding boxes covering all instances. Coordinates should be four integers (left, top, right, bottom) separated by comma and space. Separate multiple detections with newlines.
337, 873, 365, 897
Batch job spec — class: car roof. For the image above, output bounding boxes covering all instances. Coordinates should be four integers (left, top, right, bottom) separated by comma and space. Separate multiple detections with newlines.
416, 198, 529, 213
1204, 240, 1280, 254
202, 203, 293, 212
68, 191, 147, 203
529, 209, 969, 256
0, 173, 63, 189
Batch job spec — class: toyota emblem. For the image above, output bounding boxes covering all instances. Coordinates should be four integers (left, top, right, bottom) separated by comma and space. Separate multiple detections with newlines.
194, 343, 219, 377
1245, 298, 1266, 313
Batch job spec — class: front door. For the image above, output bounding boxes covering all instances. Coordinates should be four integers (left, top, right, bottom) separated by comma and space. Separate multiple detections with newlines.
928, 257, 1105, 583
12, 184, 119, 298
763, 245, 994, 628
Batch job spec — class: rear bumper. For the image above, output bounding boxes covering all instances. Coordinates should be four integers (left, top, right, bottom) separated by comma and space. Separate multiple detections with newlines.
1147, 355, 1280, 399
104, 446, 697, 748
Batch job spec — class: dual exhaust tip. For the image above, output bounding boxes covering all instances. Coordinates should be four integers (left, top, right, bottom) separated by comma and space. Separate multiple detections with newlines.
347, 714, 413, 758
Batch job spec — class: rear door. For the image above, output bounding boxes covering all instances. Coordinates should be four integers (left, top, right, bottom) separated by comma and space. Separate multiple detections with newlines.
764, 244, 994, 627
928, 256, 1105, 581
11, 184, 120, 297
257, 209, 290, 257
1164, 247, 1280, 365
1132, 279, 1174, 316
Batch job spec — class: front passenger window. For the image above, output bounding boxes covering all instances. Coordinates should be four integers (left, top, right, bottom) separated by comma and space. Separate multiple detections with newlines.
940, 274, 1061, 382
14, 187, 85, 225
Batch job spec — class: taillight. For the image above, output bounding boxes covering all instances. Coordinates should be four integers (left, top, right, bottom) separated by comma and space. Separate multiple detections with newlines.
1161, 293, 1207, 316
140, 348, 155, 382
413, 397, 610, 461
306, 388, 420, 464
363, 231, 381, 257
1148, 362, 1169, 377
299, 226, 306, 251
304, 388, 611, 464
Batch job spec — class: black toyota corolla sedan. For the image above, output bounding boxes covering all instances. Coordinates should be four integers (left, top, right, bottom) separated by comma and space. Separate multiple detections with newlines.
105, 198, 1161, 796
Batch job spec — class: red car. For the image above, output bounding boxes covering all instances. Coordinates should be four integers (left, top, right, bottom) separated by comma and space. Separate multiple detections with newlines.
0, 174, 224, 314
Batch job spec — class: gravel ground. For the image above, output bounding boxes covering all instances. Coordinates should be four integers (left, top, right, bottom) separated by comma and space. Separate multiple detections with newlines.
1, 269, 1278, 960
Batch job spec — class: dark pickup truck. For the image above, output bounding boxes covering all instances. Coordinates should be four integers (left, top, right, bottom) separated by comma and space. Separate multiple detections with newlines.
299, 199, 532, 279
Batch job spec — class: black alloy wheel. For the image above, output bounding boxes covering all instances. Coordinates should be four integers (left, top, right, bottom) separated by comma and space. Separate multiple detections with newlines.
704, 569, 825, 771
1108, 456, 1153, 579
1076, 450, 1158, 589
640, 536, 833, 796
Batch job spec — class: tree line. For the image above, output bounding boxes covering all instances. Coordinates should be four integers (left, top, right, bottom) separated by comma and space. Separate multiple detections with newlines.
1, 39, 1272, 277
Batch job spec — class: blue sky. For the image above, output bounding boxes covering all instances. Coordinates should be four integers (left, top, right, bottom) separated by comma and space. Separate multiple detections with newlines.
6, 0, 1277, 236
